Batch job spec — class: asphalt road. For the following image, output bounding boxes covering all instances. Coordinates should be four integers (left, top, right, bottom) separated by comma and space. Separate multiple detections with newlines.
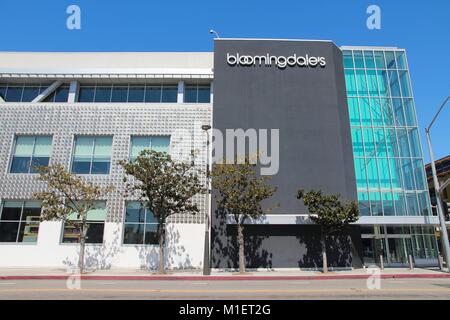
0, 278, 449, 300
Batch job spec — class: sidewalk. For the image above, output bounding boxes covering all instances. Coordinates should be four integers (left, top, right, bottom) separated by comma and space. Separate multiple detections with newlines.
1, 267, 450, 281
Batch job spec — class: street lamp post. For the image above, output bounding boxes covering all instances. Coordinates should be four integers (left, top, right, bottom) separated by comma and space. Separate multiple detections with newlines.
425, 96, 450, 271
202, 124, 212, 276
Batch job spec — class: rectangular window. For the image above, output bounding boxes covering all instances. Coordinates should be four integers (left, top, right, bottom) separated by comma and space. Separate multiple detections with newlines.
78, 86, 95, 102
374, 51, 386, 69
184, 84, 211, 103
353, 51, 364, 69
111, 85, 129, 102
130, 136, 170, 161
128, 85, 145, 102
0, 201, 41, 243
403, 99, 417, 126
62, 201, 106, 244
347, 98, 360, 125
357, 192, 370, 216
123, 202, 158, 245
71, 136, 112, 175
10, 136, 52, 174
161, 85, 178, 103
395, 51, 407, 69
355, 70, 368, 96
354, 158, 368, 190
343, 51, 354, 69
344, 69, 357, 96
384, 51, 397, 69
94, 86, 112, 102
363, 51, 375, 69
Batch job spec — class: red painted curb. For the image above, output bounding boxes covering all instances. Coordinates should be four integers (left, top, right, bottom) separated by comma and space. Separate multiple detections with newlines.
1, 274, 450, 281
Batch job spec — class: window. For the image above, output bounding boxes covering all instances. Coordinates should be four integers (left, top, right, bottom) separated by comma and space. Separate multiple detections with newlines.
123, 202, 158, 245
10, 136, 52, 173
0, 83, 69, 102
0, 201, 41, 243
76, 84, 178, 103
71, 136, 113, 174
43, 85, 70, 102
184, 84, 211, 103
62, 201, 106, 244
130, 136, 170, 161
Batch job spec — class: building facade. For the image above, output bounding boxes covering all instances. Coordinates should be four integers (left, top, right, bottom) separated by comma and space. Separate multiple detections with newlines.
0, 39, 441, 270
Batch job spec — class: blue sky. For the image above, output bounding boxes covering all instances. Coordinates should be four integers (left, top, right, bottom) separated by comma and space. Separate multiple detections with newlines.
0, 0, 448, 162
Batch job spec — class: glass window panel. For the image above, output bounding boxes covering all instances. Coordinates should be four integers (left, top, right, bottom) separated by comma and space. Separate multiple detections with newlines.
344, 69, 357, 96
184, 85, 198, 103
360, 98, 371, 126
363, 51, 375, 69
370, 98, 383, 126
54, 86, 69, 102
1, 201, 23, 220
78, 87, 95, 102
125, 202, 146, 223
408, 129, 421, 157
111, 86, 128, 102
369, 191, 383, 216
395, 51, 407, 69
412, 159, 426, 190
392, 98, 406, 126
366, 158, 379, 189
5, 86, 23, 102
197, 85, 211, 103
343, 51, 354, 68
397, 128, 410, 157
145, 210, 157, 224
130, 136, 151, 159
351, 128, 364, 157
123, 224, 144, 244
398, 71, 412, 98
151, 136, 170, 153
86, 203, 107, 221
355, 70, 368, 96
21, 87, 40, 102
128, 86, 145, 102
14, 136, 34, 156
388, 70, 401, 97
393, 192, 407, 215
385, 128, 399, 157
74, 136, 93, 157
63, 222, 104, 244
366, 70, 378, 95
0, 222, 19, 242
403, 99, 417, 126
377, 158, 391, 188
30, 157, 49, 173
161, 85, 177, 102
377, 70, 390, 97
373, 128, 387, 157
145, 85, 162, 102
382, 192, 395, 216
34, 136, 53, 157
363, 127, 375, 155
418, 192, 432, 216
380, 98, 394, 126
144, 224, 158, 245
401, 159, 415, 190
353, 51, 364, 68
43, 91, 56, 102
354, 158, 368, 189
93, 137, 112, 158
94, 86, 112, 102
91, 161, 110, 174
0, 86, 6, 100
406, 193, 419, 216
384, 51, 397, 69
390, 158, 404, 189
358, 192, 370, 216
10, 157, 31, 173
374, 51, 386, 69
347, 98, 360, 125
17, 221, 39, 243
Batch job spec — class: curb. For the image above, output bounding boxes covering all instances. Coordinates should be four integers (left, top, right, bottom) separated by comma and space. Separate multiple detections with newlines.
1, 274, 450, 281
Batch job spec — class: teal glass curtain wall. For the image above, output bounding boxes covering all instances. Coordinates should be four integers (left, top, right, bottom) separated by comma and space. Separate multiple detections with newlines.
343, 49, 432, 217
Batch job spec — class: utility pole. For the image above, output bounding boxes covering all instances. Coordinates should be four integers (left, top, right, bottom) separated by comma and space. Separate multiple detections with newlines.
425, 96, 450, 271
202, 124, 212, 275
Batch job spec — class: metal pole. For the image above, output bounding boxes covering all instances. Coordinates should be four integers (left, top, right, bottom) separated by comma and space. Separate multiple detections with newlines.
409, 254, 414, 270
379, 255, 384, 270
426, 129, 450, 272
203, 128, 211, 275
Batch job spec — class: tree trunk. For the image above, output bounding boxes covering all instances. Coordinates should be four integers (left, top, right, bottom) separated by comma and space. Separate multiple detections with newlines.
158, 223, 166, 274
78, 221, 87, 274
321, 228, 328, 274
238, 223, 245, 273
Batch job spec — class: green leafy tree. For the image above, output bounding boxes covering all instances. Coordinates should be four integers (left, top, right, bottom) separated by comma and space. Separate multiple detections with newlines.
297, 189, 359, 273
212, 159, 277, 274
119, 150, 205, 274
33, 164, 113, 274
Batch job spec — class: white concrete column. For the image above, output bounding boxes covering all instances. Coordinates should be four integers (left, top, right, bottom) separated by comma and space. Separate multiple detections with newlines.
210, 82, 214, 103
177, 80, 185, 103
68, 80, 79, 102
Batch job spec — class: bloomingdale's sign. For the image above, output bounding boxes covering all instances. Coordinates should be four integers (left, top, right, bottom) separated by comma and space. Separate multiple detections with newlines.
227, 53, 327, 69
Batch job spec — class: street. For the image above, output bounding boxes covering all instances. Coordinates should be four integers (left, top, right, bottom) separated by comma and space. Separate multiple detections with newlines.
0, 278, 449, 300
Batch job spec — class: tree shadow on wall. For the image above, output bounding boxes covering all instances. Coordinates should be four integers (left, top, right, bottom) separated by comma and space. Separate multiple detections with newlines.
211, 208, 273, 270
